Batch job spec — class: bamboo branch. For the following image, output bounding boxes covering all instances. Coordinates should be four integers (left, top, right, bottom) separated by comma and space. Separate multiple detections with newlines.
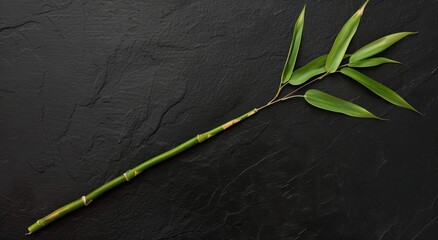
26, 1, 420, 234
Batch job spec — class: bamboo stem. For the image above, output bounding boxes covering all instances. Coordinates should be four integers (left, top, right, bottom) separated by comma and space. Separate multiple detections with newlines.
27, 109, 258, 234
27, 68, 330, 234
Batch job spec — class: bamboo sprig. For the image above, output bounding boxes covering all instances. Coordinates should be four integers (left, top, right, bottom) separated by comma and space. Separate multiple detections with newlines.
27, 1, 421, 234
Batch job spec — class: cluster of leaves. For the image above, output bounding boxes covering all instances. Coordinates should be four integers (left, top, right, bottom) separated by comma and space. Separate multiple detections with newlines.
281, 0, 419, 119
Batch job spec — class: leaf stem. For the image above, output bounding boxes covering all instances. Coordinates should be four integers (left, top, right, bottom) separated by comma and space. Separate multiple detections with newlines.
339, 63, 349, 68
277, 94, 305, 102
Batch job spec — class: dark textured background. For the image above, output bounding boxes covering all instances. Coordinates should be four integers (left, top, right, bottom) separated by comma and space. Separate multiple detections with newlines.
1, 0, 437, 239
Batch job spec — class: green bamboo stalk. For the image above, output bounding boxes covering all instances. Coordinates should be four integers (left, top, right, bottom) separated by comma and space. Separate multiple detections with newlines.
27, 109, 258, 234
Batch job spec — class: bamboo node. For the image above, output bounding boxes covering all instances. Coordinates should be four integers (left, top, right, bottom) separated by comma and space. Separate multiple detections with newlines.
36, 220, 43, 226
248, 109, 257, 116
81, 196, 92, 206
197, 133, 211, 143
123, 172, 130, 181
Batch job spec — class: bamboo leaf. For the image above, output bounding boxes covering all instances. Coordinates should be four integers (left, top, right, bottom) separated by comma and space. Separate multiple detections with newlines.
288, 55, 327, 85
340, 67, 420, 113
348, 57, 400, 68
325, 0, 368, 73
281, 5, 306, 83
350, 32, 417, 63
289, 54, 351, 85
304, 89, 382, 119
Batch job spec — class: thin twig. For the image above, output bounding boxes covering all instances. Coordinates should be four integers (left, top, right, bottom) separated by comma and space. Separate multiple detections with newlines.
282, 72, 330, 99
255, 102, 274, 112
256, 94, 304, 111
256, 72, 331, 112
268, 83, 286, 104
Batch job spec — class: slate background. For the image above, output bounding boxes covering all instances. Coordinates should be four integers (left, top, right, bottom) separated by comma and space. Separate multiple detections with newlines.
1, 0, 437, 239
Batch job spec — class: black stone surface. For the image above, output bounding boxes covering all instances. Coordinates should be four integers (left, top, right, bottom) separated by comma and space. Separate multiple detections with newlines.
1, 0, 437, 239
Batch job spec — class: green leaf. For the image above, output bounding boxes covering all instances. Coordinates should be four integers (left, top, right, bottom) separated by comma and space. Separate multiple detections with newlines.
281, 5, 306, 83
288, 54, 351, 85
350, 32, 417, 63
348, 57, 400, 68
340, 67, 420, 113
325, 0, 368, 73
304, 89, 382, 119
288, 55, 327, 85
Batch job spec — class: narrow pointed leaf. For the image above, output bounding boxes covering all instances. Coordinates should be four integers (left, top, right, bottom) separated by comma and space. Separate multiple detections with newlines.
281, 5, 306, 83
304, 89, 381, 119
289, 54, 351, 85
325, 0, 368, 73
340, 67, 420, 113
348, 57, 400, 68
288, 55, 327, 85
350, 32, 417, 63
